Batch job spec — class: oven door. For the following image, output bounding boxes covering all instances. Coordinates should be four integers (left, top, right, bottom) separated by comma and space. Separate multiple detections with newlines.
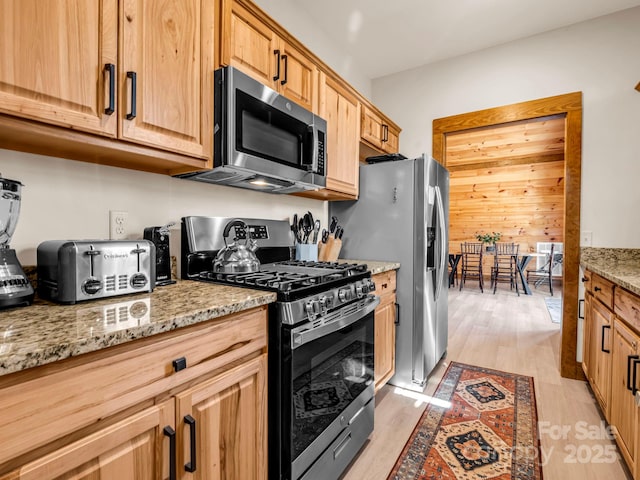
283, 296, 379, 480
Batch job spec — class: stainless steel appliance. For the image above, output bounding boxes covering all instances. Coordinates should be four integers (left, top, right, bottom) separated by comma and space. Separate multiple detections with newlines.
331, 154, 450, 391
37, 240, 155, 304
0, 174, 34, 308
182, 216, 378, 480
175, 66, 327, 194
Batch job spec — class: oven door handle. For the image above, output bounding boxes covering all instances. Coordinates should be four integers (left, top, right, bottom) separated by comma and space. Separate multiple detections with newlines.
291, 296, 380, 349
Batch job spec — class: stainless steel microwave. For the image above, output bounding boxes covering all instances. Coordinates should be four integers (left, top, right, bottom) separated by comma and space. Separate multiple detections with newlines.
176, 66, 326, 194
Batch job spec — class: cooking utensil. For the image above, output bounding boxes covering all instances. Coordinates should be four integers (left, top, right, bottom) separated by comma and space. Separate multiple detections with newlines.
298, 217, 305, 243
312, 219, 321, 244
292, 214, 298, 242
213, 219, 260, 273
303, 213, 314, 243
329, 216, 338, 233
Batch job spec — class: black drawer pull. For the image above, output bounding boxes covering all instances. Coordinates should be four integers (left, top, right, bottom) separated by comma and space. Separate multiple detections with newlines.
273, 49, 281, 81
172, 357, 187, 372
163, 426, 176, 480
126, 71, 137, 120
627, 355, 639, 391
395, 302, 400, 325
594, 286, 602, 292
581, 276, 588, 282
280, 54, 288, 85
601, 325, 611, 353
184, 415, 197, 472
104, 63, 115, 115
633, 359, 640, 396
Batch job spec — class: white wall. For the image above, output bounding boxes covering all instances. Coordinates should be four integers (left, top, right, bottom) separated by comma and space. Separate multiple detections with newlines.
253, 0, 371, 97
371, 7, 640, 248
0, 149, 325, 265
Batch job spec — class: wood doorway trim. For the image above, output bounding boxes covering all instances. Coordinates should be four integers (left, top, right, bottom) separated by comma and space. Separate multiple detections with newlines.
433, 92, 583, 380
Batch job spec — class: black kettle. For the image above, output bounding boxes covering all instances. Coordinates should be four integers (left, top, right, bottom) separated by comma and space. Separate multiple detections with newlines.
213, 220, 260, 273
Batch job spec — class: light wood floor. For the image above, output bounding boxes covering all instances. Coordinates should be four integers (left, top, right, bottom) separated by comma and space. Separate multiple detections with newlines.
342, 284, 632, 480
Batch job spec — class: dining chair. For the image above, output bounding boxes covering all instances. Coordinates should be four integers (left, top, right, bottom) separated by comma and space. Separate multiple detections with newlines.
491, 242, 519, 295
459, 242, 484, 292
526, 243, 560, 296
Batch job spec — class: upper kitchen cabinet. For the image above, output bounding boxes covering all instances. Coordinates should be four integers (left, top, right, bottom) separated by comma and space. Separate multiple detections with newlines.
0, 0, 118, 137
119, 0, 214, 159
220, 0, 317, 112
0, 0, 213, 174
298, 72, 360, 200
360, 103, 401, 156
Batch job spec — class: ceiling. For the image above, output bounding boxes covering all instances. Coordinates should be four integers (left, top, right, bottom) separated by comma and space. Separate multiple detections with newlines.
296, 0, 640, 79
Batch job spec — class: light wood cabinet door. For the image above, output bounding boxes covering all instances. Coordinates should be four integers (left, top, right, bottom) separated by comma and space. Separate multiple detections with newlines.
175, 354, 267, 480
120, 0, 213, 158
2, 401, 174, 480
610, 319, 639, 473
374, 294, 396, 392
361, 105, 384, 149
582, 293, 593, 380
591, 297, 613, 419
321, 73, 360, 198
382, 124, 400, 154
278, 42, 317, 112
0, 0, 118, 136
221, 0, 277, 87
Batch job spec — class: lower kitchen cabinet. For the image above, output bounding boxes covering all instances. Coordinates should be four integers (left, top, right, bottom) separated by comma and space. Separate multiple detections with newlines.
372, 270, 397, 392
0, 306, 268, 480
175, 354, 267, 480
590, 296, 613, 418
610, 318, 639, 475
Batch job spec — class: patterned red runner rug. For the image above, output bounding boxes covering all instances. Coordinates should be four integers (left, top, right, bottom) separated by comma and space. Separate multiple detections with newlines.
388, 362, 542, 479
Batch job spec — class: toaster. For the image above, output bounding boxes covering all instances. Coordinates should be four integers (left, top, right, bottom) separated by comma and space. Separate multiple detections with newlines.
37, 240, 156, 304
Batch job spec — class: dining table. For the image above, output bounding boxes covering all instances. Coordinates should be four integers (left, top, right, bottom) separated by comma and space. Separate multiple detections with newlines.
515, 252, 548, 295
448, 253, 462, 287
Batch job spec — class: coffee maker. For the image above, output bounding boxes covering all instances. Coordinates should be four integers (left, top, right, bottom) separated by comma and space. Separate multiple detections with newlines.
143, 223, 175, 286
0, 174, 34, 308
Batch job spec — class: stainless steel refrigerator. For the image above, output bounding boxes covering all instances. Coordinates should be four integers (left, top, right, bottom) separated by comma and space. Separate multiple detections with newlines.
330, 154, 449, 392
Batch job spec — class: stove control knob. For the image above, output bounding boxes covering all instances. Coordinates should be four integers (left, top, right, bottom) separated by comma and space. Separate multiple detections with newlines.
356, 285, 364, 297
305, 301, 314, 316
338, 289, 350, 302
82, 278, 102, 295
312, 300, 321, 315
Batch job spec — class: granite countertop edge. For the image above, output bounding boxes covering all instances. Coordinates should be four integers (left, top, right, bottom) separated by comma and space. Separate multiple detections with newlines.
580, 247, 640, 297
340, 259, 401, 275
0, 281, 277, 378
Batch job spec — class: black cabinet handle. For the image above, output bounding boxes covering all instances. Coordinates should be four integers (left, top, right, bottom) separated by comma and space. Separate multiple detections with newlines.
382, 124, 389, 142
578, 299, 585, 320
581, 276, 588, 282
280, 54, 288, 85
273, 49, 281, 81
394, 302, 400, 325
126, 71, 137, 120
601, 325, 611, 353
594, 286, 601, 292
184, 415, 197, 472
104, 63, 115, 115
627, 355, 639, 391
163, 426, 176, 480
172, 357, 187, 372
633, 359, 640, 396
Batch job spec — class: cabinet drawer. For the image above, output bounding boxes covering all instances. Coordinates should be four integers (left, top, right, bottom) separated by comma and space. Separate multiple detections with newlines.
592, 273, 615, 310
0, 306, 267, 466
373, 270, 396, 297
615, 288, 640, 333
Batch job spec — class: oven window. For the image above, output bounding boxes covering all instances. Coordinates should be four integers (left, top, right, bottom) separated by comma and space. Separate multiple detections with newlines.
287, 312, 374, 460
235, 90, 312, 168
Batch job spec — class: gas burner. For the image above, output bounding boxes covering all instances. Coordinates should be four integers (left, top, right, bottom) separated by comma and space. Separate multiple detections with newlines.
198, 260, 369, 301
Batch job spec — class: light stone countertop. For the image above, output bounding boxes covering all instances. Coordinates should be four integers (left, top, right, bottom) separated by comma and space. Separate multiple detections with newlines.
580, 248, 640, 296
0, 280, 276, 377
340, 259, 401, 275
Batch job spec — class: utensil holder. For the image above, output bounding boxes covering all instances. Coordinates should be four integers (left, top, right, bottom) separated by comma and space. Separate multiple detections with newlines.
295, 243, 318, 262
318, 237, 342, 262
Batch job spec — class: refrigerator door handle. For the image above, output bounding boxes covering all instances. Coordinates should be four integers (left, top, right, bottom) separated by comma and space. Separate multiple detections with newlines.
434, 185, 447, 301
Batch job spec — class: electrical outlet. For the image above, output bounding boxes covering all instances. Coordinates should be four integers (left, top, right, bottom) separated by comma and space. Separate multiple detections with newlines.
581, 231, 593, 247
109, 211, 128, 240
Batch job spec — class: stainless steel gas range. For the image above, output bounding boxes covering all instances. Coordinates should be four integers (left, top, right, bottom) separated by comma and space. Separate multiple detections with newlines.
181, 216, 378, 480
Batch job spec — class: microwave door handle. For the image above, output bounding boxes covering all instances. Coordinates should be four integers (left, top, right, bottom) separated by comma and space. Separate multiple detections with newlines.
301, 125, 316, 172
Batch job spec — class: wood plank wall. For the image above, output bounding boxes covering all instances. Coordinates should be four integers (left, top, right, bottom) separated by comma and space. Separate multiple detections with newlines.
446, 116, 565, 269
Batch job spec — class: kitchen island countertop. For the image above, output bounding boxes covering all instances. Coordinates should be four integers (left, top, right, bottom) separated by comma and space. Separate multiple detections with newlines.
580, 247, 640, 296
341, 259, 401, 275
0, 280, 276, 377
